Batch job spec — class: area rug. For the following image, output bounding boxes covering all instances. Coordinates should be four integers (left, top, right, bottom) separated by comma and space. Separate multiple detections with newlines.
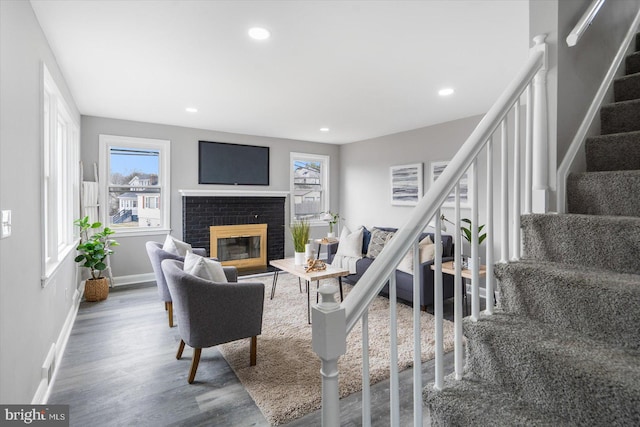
218, 273, 456, 425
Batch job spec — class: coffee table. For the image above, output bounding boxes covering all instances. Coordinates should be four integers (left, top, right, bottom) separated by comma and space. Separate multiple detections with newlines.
269, 258, 350, 324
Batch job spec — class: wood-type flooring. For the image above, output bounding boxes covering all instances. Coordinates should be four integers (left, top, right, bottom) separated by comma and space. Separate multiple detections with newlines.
48, 280, 465, 426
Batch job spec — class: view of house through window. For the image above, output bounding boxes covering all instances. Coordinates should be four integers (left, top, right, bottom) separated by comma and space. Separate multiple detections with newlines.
108, 147, 160, 228
291, 153, 329, 222
100, 136, 170, 232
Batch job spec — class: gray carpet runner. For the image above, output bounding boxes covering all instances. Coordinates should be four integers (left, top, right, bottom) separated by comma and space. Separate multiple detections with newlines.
425, 32, 640, 426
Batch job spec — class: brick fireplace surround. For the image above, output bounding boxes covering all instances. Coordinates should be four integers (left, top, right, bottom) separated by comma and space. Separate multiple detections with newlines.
180, 191, 286, 268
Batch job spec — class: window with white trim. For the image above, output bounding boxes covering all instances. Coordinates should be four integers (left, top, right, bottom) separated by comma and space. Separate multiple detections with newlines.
290, 153, 329, 222
42, 65, 80, 281
99, 135, 170, 233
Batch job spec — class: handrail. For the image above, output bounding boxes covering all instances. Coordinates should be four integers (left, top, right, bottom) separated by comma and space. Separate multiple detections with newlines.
558, 7, 640, 212
567, 0, 606, 47
312, 35, 548, 426
342, 48, 545, 333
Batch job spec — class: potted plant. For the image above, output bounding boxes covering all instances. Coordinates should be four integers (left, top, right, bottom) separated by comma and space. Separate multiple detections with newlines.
320, 211, 341, 238
290, 219, 310, 265
74, 216, 119, 301
460, 218, 486, 269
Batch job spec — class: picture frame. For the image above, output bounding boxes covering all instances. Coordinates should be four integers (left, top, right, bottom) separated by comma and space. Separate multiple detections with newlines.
390, 163, 423, 206
430, 160, 472, 208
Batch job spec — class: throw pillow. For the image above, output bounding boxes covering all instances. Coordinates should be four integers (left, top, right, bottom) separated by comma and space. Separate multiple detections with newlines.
366, 228, 395, 259
334, 225, 364, 258
397, 235, 435, 275
183, 252, 228, 283
163, 235, 192, 257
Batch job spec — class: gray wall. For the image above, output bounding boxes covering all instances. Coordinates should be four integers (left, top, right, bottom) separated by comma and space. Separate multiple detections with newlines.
81, 116, 341, 278
339, 115, 483, 232
0, 0, 81, 403
530, 0, 640, 209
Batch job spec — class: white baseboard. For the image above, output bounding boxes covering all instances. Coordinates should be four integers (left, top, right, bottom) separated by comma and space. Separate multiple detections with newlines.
33, 289, 81, 404
112, 273, 155, 287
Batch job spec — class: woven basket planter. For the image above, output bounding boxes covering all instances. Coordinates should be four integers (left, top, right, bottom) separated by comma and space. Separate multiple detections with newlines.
84, 277, 109, 302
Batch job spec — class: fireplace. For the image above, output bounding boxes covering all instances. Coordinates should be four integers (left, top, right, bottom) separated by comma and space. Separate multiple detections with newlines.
210, 224, 267, 269
181, 191, 286, 271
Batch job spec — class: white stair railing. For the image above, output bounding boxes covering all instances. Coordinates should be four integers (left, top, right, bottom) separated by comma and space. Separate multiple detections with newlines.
312, 35, 548, 426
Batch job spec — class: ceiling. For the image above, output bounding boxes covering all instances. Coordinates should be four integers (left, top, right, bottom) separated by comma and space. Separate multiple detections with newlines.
30, 0, 529, 144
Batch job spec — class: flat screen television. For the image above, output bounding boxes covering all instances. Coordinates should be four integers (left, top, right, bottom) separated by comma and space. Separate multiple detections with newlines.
198, 141, 270, 185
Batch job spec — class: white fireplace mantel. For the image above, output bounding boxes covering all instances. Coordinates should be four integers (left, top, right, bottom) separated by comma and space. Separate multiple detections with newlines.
178, 189, 289, 198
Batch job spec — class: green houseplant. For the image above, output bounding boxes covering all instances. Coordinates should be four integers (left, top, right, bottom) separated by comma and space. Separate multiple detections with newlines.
74, 216, 119, 301
290, 219, 310, 265
321, 211, 341, 237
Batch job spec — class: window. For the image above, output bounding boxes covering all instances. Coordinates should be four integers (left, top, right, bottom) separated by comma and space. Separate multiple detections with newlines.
42, 65, 80, 282
290, 153, 329, 222
99, 135, 170, 234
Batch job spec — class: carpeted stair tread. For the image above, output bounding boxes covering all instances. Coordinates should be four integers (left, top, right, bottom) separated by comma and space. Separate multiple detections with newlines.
626, 50, 640, 74
464, 312, 640, 426
567, 169, 640, 216
585, 130, 640, 171
494, 260, 640, 349
615, 71, 640, 102
521, 214, 640, 274
424, 374, 571, 427
601, 98, 640, 134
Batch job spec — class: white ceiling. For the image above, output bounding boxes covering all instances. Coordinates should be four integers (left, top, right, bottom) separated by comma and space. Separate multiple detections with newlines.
30, 0, 529, 144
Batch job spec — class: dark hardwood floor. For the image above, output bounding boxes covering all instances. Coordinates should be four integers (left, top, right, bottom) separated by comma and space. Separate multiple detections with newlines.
48, 279, 469, 426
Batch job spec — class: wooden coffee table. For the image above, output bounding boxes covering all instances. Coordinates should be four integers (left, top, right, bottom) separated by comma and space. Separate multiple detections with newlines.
269, 258, 349, 324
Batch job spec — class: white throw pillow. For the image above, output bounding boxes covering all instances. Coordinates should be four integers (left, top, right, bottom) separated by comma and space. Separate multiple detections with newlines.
397, 235, 435, 275
183, 252, 228, 283
334, 225, 364, 258
163, 235, 192, 257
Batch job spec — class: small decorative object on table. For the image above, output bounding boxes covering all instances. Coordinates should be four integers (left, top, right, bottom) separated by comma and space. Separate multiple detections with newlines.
305, 258, 327, 273
74, 216, 119, 301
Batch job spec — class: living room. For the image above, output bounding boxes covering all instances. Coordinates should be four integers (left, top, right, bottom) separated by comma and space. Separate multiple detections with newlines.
3, 0, 638, 424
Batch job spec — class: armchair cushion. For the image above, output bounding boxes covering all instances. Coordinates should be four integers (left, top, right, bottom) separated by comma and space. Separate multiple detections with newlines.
184, 252, 227, 283
163, 235, 192, 256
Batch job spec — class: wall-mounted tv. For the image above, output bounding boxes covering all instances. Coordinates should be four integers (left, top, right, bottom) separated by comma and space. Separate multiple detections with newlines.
198, 141, 270, 185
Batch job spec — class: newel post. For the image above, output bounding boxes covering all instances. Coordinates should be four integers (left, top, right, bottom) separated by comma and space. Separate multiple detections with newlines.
531, 34, 549, 213
312, 284, 347, 427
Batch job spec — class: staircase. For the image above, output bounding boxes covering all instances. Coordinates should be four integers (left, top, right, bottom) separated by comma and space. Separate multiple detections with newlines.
425, 35, 640, 425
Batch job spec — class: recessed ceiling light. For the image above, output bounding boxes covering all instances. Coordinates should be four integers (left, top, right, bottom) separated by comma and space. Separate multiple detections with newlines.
185, 107, 198, 113
320, 127, 330, 132
248, 27, 271, 40
438, 88, 455, 96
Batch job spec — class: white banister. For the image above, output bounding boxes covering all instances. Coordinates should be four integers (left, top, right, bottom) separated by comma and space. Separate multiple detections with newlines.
362, 311, 371, 427
566, 0, 606, 47
485, 139, 495, 315
311, 284, 346, 426
512, 101, 522, 261
500, 119, 509, 263
389, 274, 399, 426
412, 238, 422, 426
453, 185, 464, 378
531, 35, 549, 213
433, 211, 444, 390
470, 159, 480, 320
313, 35, 548, 426
525, 85, 533, 214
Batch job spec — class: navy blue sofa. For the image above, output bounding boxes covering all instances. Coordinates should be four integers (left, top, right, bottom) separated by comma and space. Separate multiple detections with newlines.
327, 227, 456, 311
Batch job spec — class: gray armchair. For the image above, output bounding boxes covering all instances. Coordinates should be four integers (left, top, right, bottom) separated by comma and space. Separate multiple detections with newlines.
161, 259, 264, 383
146, 241, 227, 327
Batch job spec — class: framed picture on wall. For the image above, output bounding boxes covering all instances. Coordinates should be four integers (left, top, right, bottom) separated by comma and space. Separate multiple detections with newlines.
390, 163, 423, 206
430, 160, 472, 208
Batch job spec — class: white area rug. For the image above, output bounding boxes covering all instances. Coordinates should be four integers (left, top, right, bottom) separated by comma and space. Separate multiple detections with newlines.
219, 273, 455, 425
